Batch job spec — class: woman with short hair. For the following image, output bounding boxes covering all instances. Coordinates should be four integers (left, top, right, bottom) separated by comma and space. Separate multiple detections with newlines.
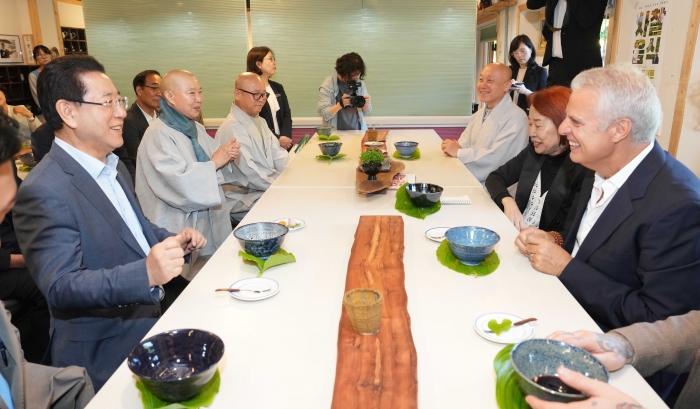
246, 46, 293, 150
318, 52, 372, 131
486, 86, 589, 242
28, 45, 52, 115
508, 35, 547, 114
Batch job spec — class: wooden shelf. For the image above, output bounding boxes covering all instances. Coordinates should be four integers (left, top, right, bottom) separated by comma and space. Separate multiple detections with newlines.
61, 26, 88, 55
477, 1, 517, 25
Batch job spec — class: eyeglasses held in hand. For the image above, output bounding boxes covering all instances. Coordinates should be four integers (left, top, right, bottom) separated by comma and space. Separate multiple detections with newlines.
237, 89, 269, 101
68, 96, 129, 110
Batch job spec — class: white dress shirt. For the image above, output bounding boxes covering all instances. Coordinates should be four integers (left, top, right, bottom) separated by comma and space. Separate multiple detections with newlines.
266, 84, 280, 135
137, 103, 158, 124
54, 138, 151, 255
0, 367, 14, 409
572, 142, 654, 256
552, 0, 567, 58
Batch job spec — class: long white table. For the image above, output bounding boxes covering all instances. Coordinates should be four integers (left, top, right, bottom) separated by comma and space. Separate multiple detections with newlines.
87, 130, 668, 408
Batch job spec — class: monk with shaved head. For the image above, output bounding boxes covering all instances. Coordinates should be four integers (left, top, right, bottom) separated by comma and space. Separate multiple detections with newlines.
441, 63, 528, 185
216, 72, 289, 223
136, 69, 249, 276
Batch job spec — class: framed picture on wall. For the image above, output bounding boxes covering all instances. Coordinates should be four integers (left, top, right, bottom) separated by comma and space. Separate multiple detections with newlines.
0, 34, 24, 64
22, 34, 34, 65
538, 18, 547, 54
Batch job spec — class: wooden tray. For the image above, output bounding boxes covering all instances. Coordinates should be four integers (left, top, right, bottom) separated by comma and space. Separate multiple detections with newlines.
356, 161, 405, 195
331, 216, 417, 409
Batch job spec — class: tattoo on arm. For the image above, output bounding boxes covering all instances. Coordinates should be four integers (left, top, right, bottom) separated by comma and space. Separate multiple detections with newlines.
596, 333, 635, 363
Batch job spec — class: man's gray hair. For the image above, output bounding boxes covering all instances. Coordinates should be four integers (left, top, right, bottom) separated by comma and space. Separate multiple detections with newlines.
571, 64, 661, 144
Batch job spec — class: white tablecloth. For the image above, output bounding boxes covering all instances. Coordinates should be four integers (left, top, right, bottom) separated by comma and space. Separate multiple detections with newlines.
86, 130, 668, 409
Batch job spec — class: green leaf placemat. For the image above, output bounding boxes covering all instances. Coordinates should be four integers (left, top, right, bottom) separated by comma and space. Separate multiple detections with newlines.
394, 183, 441, 219
318, 134, 340, 141
239, 248, 296, 277
315, 153, 347, 164
392, 148, 421, 160
436, 240, 499, 277
18, 165, 32, 173
135, 369, 221, 409
494, 345, 530, 409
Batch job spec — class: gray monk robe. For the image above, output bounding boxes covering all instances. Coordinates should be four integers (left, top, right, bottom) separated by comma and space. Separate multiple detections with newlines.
457, 93, 529, 185
135, 118, 247, 266
216, 104, 288, 219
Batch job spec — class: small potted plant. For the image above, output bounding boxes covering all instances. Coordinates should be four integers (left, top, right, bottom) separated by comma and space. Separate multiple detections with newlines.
359, 149, 384, 181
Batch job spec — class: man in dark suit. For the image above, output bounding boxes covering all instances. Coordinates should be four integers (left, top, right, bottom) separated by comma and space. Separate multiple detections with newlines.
527, 0, 608, 86
122, 70, 161, 177
13, 55, 207, 391
516, 64, 700, 405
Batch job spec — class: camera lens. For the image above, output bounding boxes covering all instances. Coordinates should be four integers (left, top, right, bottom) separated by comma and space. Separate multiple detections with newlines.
350, 95, 365, 108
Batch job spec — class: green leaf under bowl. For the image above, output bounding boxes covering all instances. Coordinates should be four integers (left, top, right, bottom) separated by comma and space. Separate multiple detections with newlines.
435, 240, 499, 277
318, 134, 340, 141
494, 345, 531, 409
18, 164, 32, 172
239, 248, 296, 277
135, 368, 221, 409
392, 148, 421, 160
394, 183, 441, 219
488, 319, 513, 336
315, 153, 347, 164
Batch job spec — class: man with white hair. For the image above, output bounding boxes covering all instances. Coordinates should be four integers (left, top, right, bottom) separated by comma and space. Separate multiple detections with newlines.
516, 63, 700, 332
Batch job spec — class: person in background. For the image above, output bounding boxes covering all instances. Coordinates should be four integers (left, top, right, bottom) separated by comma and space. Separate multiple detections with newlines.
0, 85, 40, 144
527, 311, 700, 409
216, 73, 288, 224
122, 70, 161, 172
441, 63, 529, 185
515, 64, 700, 405
318, 52, 372, 131
0, 110, 95, 409
508, 34, 548, 114
14, 55, 206, 390
28, 45, 52, 117
486, 86, 588, 240
247, 46, 293, 151
136, 69, 247, 275
527, 0, 607, 86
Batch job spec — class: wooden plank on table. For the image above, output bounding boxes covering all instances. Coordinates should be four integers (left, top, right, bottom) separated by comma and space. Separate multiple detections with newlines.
331, 216, 417, 409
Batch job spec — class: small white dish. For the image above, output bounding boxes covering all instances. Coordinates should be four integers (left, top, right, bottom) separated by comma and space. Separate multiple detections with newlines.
229, 278, 280, 301
425, 227, 449, 242
474, 312, 535, 344
272, 218, 305, 231
364, 141, 384, 147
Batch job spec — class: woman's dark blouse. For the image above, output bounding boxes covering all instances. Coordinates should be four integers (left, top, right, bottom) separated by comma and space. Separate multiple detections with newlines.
485, 143, 590, 237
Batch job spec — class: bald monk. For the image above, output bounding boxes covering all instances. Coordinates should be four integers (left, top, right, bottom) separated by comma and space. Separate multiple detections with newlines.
441, 63, 528, 185
216, 73, 288, 223
136, 70, 248, 274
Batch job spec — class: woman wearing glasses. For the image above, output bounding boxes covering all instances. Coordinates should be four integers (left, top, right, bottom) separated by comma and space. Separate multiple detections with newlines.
246, 46, 293, 150
508, 35, 547, 114
28, 45, 53, 116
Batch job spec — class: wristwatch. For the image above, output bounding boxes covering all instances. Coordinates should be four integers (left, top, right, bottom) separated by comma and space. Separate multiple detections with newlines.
28, 115, 35, 122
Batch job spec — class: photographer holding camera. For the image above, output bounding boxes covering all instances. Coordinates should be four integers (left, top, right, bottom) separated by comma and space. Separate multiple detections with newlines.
318, 52, 372, 131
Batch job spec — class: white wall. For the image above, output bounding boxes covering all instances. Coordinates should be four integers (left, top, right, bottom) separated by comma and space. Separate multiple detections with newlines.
37, 0, 60, 51
0, 0, 26, 35
57, 2, 84, 28
675, 36, 700, 176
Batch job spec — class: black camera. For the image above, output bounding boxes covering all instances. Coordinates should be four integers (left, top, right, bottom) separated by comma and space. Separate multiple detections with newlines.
345, 79, 366, 108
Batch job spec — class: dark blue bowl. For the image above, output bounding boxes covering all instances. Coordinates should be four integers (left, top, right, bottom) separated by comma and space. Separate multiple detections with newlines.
319, 142, 342, 156
405, 183, 443, 208
510, 339, 609, 403
127, 329, 224, 403
444, 226, 500, 265
234, 222, 289, 259
394, 141, 419, 158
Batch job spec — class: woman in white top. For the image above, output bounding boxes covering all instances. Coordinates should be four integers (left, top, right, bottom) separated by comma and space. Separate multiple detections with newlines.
508, 35, 547, 114
0, 84, 40, 144
246, 46, 293, 150
28, 45, 53, 115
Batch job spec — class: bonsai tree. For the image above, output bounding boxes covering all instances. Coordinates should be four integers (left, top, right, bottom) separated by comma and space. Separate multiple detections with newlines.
359, 149, 384, 165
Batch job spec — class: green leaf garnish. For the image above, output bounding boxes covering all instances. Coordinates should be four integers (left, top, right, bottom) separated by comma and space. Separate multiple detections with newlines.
315, 153, 347, 164
392, 148, 421, 160
318, 134, 340, 140
494, 345, 531, 409
238, 248, 296, 277
394, 183, 441, 219
488, 319, 513, 336
135, 368, 221, 408
435, 240, 499, 277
